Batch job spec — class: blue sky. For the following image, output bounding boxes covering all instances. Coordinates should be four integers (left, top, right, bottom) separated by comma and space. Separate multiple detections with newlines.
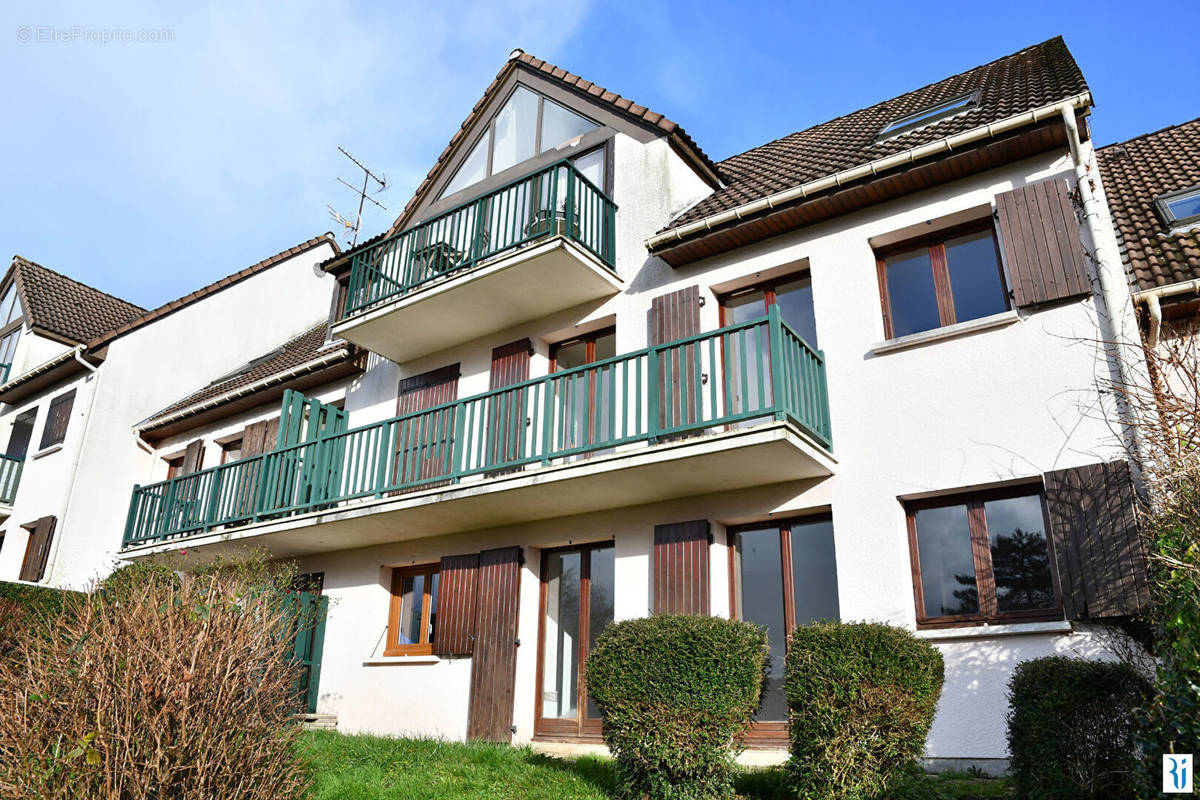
1, 0, 1195, 310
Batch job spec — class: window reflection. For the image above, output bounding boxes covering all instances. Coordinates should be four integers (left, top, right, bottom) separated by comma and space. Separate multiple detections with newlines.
542, 551, 581, 720
914, 504, 979, 616
945, 230, 1006, 324
984, 495, 1055, 612
736, 527, 787, 721
885, 249, 940, 337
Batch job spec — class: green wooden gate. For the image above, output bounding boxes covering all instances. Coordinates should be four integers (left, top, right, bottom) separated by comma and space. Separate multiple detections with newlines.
288, 591, 328, 715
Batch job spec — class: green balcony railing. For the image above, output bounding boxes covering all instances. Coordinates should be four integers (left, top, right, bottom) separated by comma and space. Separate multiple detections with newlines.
344, 159, 617, 318
0, 453, 23, 506
123, 307, 831, 549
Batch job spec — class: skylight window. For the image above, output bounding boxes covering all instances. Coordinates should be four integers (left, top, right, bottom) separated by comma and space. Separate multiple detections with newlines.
1156, 185, 1200, 230
878, 92, 978, 139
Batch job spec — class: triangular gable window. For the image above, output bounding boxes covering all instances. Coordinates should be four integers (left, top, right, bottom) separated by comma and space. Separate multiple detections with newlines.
440, 85, 599, 199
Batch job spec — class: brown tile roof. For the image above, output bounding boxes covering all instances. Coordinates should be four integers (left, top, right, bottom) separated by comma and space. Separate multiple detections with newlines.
384, 49, 720, 238
139, 322, 353, 430
661, 37, 1089, 233
1097, 118, 1200, 291
7, 256, 146, 344
89, 233, 340, 349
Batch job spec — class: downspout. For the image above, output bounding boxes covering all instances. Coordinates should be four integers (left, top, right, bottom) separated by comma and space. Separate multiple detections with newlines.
1059, 107, 1146, 472
44, 347, 100, 587
1130, 280, 1200, 348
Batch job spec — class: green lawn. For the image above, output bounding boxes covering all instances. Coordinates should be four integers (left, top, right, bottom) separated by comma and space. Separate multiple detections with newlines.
298, 731, 1011, 800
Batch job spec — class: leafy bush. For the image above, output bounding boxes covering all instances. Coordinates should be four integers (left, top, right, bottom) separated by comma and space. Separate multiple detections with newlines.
0, 581, 77, 658
1007, 656, 1150, 799
0, 554, 311, 800
586, 615, 768, 799
785, 622, 944, 800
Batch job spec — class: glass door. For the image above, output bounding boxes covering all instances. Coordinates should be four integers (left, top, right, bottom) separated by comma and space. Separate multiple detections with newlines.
535, 542, 615, 739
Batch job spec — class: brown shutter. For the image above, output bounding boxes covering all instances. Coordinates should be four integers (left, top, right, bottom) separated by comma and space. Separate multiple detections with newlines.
395, 365, 460, 490
1044, 460, 1151, 619
179, 439, 204, 475
489, 340, 531, 473
18, 516, 56, 582
467, 546, 522, 742
653, 520, 711, 615
995, 178, 1091, 308
433, 553, 479, 657
648, 285, 702, 431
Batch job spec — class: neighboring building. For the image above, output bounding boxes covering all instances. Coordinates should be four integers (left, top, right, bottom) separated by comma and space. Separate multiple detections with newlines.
0, 235, 340, 588
7, 37, 1160, 771
1097, 118, 1200, 345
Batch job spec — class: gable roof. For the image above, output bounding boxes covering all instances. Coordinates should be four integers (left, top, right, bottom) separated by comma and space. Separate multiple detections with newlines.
1097, 118, 1200, 291
6, 256, 146, 344
89, 233, 339, 350
385, 49, 720, 237
654, 36, 1088, 241
137, 322, 361, 437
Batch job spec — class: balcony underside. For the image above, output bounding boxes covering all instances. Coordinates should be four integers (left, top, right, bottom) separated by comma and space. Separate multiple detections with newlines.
332, 237, 622, 364
121, 420, 834, 561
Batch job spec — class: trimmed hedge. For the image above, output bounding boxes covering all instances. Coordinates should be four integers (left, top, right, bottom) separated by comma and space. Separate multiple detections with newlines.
785, 622, 944, 800
0, 580, 74, 618
1007, 656, 1150, 799
586, 615, 768, 800
0, 580, 76, 656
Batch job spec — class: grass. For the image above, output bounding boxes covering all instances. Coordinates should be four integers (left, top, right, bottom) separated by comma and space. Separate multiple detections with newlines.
298, 731, 1012, 800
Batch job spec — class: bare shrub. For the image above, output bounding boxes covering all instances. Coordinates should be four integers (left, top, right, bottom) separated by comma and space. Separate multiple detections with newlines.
0, 554, 311, 800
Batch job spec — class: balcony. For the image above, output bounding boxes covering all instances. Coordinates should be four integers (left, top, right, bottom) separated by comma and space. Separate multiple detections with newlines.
332, 160, 622, 364
0, 453, 23, 507
122, 308, 834, 556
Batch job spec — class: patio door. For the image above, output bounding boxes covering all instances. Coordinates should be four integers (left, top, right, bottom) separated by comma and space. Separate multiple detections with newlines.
535, 542, 615, 739
549, 328, 615, 456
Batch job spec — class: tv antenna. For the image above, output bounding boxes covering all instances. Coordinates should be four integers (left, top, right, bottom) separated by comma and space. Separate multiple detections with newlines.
329, 146, 388, 246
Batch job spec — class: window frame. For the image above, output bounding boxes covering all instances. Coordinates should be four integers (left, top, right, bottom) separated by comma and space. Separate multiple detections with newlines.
220, 438, 244, 465
904, 483, 1064, 630
1155, 184, 1200, 230
38, 389, 76, 450
726, 512, 838, 743
533, 539, 615, 741
385, 563, 440, 656
874, 219, 1009, 340
441, 84, 602, 200
717, 270, 816, 339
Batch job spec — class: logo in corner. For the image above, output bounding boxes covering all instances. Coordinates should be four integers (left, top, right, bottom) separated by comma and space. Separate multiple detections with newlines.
1164, 754, 1194, 793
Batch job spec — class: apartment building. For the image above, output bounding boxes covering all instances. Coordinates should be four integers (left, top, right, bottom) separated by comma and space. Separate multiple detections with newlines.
2, 37, 1160, 771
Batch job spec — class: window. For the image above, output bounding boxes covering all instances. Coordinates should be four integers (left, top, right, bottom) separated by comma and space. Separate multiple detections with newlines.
878, 92, 977, 139
905, 486, 1061, 628
6, 408, 36, 459
876, 221, 1008, 339
720, 273, 819, 348
729, 516, 839, 726
550, 328, 616, 452
0, 281, 24, 381
165, 455, 184, 479
1156, 185, 1200, 230
39, 389, 75, 450
536, 542, 615, 738
221, 439, 243, 464
441, 85, 600, 198
385, 564, 440, 656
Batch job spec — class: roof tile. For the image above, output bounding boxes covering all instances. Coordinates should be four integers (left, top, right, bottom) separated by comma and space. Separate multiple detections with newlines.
9, 257, 146, 344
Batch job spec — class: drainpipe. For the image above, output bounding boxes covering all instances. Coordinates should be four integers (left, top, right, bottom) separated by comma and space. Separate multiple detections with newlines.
1059, 107, 1146, 473
44, 347, 101, 587
1131, 280, 1200, 347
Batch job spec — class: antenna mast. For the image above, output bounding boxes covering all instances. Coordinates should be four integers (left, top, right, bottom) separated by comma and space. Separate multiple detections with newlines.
329, 146, 388, 246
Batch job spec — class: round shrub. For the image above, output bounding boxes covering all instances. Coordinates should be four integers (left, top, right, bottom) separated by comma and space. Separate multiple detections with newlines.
785, 622, 944, 800
1007, 655, 1150, 799
586, 615, 768, 800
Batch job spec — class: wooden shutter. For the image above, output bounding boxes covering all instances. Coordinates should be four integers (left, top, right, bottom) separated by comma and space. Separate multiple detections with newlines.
18, 516, 56, 582
467, 546, 522, 742
995, 178, 1091, 307
395, 365, 459, 490
653, 520, 711, 615
241, 417, 280, 459
1044, 460, 1151, 619
434, 553, 480, 657
179, 439, 204, 475
489, 340, 531, 473
648, 285, 703, 431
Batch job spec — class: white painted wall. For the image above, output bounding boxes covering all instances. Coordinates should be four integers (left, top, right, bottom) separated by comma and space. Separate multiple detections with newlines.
46, 240, 337, 589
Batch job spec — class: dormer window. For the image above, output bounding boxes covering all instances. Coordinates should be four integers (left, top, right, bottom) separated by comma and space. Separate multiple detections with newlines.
440, 85, 599, 199
878, 92, 978, 140
1156, 185, 1200, 230
0, 282, 24, 382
